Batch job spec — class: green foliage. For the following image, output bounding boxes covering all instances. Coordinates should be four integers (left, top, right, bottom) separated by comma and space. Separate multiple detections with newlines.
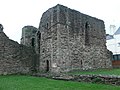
0, 75, 120, 90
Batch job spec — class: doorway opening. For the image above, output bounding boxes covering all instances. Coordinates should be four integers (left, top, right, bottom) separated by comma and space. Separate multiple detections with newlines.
46, 60, 49, 72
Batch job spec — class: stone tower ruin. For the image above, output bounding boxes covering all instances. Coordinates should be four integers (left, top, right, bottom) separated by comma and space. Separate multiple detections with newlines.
21, 26, 37, 47
36, 4, 112, 73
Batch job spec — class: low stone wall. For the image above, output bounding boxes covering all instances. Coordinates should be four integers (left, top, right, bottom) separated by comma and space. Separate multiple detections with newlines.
52, 74, 120, 86
33, 73, 120, 86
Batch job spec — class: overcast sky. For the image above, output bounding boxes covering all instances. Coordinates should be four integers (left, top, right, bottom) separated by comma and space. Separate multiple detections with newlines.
0, 0, 120, 43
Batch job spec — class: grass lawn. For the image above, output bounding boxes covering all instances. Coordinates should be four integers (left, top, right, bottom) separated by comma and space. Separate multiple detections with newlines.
68, 68, 120, 75
0, 75, 120, 90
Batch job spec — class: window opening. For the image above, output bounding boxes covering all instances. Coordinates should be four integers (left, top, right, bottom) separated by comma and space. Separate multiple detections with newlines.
85, 22, 90, 45
31, 38, 35, 47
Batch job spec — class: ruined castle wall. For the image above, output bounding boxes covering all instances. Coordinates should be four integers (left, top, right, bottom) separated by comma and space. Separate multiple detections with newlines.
57, 5, 112, 71
39, 9, 53, 72
39, 5, 112, 73
57, 6, 84, 71
39, 6, 66, 72
0, 32, 38, 75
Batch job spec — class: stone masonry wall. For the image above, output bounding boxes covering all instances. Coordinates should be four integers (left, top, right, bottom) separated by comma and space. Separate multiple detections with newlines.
38, 4, 112, 73
21, 26, 37, 48
0, 32, 38, 75
39, 6, 59, 72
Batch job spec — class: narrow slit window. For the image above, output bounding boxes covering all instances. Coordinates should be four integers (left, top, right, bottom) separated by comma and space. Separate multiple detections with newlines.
31, 38, 35, 47
85, 22, 90, 45
46, 23, 48, 29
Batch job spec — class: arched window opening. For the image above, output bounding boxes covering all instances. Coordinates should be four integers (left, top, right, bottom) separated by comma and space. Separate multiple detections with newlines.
85, 22, 89, 29
46, 23, 49, 29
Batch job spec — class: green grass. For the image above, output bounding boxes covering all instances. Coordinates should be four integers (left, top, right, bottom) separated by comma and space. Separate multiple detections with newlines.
0, 75, 120, 90
68, 68, 120, 75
